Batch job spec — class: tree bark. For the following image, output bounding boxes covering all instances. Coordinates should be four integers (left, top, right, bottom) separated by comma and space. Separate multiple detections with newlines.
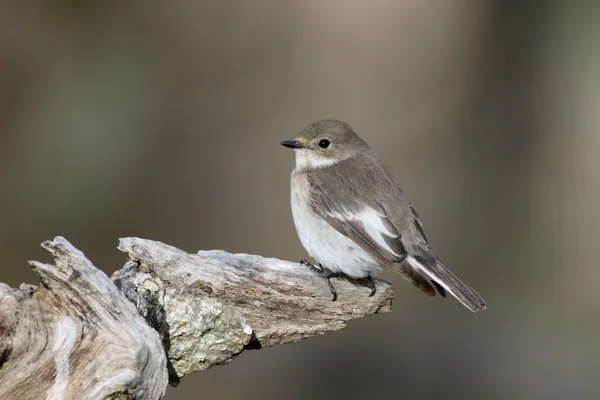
0, 237, 393, 399
0, 238, 167, 400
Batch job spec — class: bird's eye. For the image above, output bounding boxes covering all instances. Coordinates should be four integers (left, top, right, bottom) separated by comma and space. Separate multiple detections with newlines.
318, 139, 331, 148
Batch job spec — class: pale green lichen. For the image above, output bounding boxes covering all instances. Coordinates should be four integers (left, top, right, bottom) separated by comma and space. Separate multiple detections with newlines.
164, 288, 253, 376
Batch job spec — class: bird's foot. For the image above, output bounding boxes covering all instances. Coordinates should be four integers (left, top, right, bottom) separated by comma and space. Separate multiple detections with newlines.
364, 275, 376, 297
300, 259, 338, 301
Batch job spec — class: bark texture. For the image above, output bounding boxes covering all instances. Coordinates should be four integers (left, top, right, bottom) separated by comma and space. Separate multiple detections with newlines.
0, 237, 393, 399
0, 237, 167, 400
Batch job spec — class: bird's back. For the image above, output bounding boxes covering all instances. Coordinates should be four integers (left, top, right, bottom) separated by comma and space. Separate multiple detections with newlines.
306, 148, 427, 251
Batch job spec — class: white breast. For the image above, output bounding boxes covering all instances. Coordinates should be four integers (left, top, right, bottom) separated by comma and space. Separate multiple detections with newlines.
289, 171, 380, 279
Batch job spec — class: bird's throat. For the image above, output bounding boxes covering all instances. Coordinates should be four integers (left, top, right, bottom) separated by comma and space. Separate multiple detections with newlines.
295, 150, 338, 171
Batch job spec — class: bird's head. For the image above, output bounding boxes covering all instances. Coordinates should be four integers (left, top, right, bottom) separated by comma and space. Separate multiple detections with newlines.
281, 119, 367, 170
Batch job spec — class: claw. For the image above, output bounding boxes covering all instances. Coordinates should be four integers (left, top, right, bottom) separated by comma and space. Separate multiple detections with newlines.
300, 260, 338, 301
366, 276, 376, 297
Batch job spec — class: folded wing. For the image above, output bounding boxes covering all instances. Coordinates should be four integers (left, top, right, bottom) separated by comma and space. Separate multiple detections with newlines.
307, 184, 442, 297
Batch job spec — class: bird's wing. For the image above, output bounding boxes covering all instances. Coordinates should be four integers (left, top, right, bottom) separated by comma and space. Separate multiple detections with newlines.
307, 180, 439, 297
409, 203, 429, 247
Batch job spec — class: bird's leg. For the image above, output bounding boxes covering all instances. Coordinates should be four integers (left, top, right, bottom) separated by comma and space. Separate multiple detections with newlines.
300, 259, 325, 274
300, 259, 338, 301
322, 269, 338, 302
365, 275, 376, 297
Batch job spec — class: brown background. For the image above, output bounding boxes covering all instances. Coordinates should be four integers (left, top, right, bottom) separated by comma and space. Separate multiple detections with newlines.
1, 1, 599, 399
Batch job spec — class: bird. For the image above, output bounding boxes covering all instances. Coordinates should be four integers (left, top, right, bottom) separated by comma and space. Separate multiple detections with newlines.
281, 119, 486, 312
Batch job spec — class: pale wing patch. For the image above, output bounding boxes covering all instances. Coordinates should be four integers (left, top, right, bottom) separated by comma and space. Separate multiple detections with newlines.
354, 207, 403, 257
295, 150, 338, 170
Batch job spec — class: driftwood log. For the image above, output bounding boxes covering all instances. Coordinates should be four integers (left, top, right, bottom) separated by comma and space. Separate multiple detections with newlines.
0, 237, 393, 400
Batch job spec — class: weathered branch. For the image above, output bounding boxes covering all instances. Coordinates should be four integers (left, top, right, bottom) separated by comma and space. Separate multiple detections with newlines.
0, 238, 167, 400
0, 237, 393, 399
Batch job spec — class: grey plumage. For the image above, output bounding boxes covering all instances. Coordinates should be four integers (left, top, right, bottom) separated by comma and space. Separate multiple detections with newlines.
283, 119, 486, 312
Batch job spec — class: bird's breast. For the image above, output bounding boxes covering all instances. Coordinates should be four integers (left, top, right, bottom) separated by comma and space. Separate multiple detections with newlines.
289, 170, 379, 279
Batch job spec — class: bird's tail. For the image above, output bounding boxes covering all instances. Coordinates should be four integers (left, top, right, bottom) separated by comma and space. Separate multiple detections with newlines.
407, 253, 486, 313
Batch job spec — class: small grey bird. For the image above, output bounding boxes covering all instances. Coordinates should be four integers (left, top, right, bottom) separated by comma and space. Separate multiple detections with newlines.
281, 119, 486, 312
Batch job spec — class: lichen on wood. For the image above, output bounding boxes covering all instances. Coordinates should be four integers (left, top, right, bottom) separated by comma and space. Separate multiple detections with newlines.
0, 237, 393, 399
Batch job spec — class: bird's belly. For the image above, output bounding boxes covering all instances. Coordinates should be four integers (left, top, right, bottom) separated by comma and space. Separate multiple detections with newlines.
290, 178, 380, 279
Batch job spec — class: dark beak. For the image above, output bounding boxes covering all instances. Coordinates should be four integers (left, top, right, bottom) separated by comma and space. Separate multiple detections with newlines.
280, 139, 305, 149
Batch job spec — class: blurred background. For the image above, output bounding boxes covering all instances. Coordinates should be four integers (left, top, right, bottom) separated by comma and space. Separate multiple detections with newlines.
1, 1, 599, 399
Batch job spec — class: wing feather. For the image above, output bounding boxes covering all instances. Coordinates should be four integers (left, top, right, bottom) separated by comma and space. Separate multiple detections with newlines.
307, 180, 440, 297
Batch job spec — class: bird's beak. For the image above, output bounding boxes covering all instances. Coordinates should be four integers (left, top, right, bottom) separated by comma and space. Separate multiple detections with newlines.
280, 139, 305, 149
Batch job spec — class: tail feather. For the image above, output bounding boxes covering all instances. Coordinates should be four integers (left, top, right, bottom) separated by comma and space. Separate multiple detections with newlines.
407, 254, 486, 313
398, 263, 437, 297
